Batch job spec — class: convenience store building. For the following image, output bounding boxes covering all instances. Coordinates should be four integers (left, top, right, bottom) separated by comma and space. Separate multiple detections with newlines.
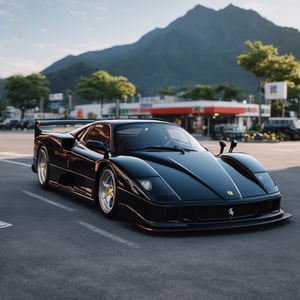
72, 97, 270, 135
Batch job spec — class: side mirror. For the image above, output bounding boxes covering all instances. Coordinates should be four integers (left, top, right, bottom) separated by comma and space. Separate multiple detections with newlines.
229, 139, 238, 153
61, 137, 76, 150
217, 140, 227, 156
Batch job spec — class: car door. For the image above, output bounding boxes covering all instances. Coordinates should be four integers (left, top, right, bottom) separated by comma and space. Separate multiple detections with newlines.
68, 123, 111, 197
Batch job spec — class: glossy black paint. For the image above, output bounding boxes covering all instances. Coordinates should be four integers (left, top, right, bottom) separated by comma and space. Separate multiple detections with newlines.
32, 119, 291, 231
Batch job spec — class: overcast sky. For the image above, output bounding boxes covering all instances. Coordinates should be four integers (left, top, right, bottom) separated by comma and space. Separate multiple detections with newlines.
1, 0, 299, 78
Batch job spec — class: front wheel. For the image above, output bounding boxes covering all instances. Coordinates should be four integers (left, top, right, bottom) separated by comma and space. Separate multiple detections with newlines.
97, 167, 118, 219
37, 146, 49, 189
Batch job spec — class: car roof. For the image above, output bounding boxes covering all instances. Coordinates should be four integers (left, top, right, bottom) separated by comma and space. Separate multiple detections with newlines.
69, 118, 171, 136
91, 119, 172, 130
93, 119, 167, 125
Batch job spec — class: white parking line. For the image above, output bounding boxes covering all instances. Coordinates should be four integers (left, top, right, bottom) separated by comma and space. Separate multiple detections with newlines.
22, 190, 76, 212
78, 221, 140, 249
0, 159, 31, 167
0, 220, 12, 229
22, 191, 139, 249
0, 152, 32, 158
271, 149, 294, 152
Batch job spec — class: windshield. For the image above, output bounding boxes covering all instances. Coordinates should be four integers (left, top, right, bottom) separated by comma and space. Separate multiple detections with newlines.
114, 122, 206, 153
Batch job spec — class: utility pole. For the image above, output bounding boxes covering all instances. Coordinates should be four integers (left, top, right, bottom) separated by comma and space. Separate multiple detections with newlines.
258, 80, 263, 126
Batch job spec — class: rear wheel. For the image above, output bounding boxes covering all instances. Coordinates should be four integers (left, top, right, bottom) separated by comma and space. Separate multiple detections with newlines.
97, 167, 118, 218
37, 146, 49, 189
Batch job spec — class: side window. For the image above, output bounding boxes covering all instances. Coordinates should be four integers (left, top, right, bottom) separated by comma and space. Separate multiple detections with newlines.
83, 124, 111, 143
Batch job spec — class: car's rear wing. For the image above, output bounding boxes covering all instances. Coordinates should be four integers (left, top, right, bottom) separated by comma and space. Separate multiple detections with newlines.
34, 119, 95, 137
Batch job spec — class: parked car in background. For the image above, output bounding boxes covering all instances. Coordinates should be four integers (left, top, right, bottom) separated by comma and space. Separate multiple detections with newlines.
262, 117, 300, 140
19, 118, 35, 130
212, 123, 245, 140
0, 118, 20, 129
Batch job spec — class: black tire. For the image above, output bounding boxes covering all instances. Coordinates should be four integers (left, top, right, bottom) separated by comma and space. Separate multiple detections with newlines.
37, 146, 50, 189
96, 167, 118, 219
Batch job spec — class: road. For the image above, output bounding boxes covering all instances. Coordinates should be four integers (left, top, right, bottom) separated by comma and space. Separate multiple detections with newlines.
0, 131, 299, 300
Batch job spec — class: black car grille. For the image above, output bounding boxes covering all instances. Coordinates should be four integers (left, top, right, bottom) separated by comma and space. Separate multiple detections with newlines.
165, 198, 281, 223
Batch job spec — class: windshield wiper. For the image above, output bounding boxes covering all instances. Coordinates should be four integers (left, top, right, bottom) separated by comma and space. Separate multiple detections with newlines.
134, 146, 193, 154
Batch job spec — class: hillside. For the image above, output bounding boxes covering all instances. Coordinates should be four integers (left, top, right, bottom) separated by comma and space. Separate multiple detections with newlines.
43, 4, 300, 96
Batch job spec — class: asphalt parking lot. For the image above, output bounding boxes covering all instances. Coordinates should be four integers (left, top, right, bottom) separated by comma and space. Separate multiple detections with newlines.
0, 131, 299, 300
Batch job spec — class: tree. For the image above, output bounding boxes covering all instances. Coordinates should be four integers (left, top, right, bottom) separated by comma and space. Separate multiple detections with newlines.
237, 40, 300, 121
74, 76, 98, 101
271, 100, 284, 117
237, 41, 277, 124
75, 70, 136, 117
75, 70, 136, 102
75, 70, 112, 102
75, 71, 136, 102
107, 76, 136, 101
157, 88, 177, 96
4, 73, 49, 119
237, 41, 278, 80
264, 54, 300, 84
287, 85, 300, 118
183, 84, 216, 100
215, 84, 244, 101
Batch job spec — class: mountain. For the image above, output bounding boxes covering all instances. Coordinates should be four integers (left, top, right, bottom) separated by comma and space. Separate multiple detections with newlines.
43, 4, 300, 96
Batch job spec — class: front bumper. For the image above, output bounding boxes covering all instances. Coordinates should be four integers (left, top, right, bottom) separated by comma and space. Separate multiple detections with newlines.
119, 197, 292, 232
136, 209, 292, 232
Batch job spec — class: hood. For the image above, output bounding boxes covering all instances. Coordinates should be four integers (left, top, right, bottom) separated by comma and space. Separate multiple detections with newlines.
138, 150, 269, 201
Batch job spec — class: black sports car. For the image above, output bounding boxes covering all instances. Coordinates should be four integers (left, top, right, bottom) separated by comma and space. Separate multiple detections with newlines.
32, 119, 291, 231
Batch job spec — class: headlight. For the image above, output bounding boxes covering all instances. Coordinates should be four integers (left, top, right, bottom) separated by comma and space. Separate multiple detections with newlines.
138, 179, 152, 191
255, 172, 279, 193
137, 177, 173, 195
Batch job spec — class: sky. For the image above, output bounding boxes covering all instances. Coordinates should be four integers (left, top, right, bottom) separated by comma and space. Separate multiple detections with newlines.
1, 0, 300, 78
